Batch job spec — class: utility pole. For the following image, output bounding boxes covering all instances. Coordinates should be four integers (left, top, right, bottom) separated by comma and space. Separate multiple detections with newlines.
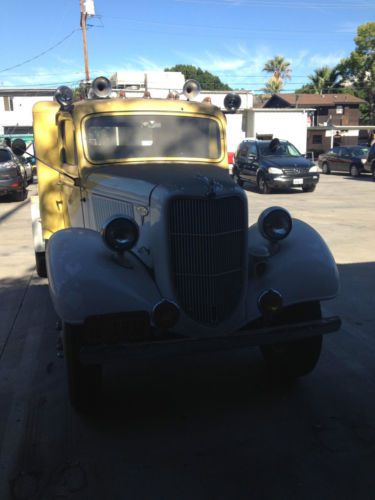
80, 0, 90, 82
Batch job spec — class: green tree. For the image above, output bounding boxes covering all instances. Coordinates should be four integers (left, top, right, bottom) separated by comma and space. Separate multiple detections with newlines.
262, 78, 284, 94
296, 66, 342, 94
164, 64, 231, 91
337, 22, 375, 123
263, 55, 292, 81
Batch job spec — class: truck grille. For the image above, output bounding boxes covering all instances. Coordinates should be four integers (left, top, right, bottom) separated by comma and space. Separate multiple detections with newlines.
169, 196, 246, 326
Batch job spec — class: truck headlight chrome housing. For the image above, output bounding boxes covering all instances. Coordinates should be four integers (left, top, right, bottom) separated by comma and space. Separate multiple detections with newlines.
258, 207, 292, 242
102, 216, 139, 252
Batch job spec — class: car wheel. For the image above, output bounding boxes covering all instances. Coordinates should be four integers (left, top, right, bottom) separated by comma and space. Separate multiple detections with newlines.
63, 322, 102, 412
302, 185, 316, 193
322, 162, 330, 174
35, 251, 47, 278
233, 170, 244, 187
349, 164, 360, 177
260, 302, 322, 378
13, 189, 27, 202
372, 163, 375, 181
257, 173, 271, 194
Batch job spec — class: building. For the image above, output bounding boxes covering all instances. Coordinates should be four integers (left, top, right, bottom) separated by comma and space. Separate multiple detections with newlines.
0, 88, 55, 140
262, 93, 367, 156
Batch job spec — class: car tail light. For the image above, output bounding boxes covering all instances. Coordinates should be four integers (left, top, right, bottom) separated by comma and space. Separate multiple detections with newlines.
10, 180, 22, 188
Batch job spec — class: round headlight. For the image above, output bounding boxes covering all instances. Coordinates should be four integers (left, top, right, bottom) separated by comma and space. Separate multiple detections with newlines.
55, 85, 74, 108
102, 216, 139, 252
258, 207, 292, 241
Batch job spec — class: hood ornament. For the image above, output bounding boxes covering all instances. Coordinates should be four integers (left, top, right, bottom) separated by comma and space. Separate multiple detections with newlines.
196, 175, 224, 198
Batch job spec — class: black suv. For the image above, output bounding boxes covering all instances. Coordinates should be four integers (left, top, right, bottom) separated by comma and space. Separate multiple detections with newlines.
0, 146, 28, 202
233, 138, 320, 194
364, 143, 375, 180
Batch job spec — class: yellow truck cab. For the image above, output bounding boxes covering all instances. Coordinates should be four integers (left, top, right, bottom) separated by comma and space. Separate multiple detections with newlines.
25, 77, 340, 411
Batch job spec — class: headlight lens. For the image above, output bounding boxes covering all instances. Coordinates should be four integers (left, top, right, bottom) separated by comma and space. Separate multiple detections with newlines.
258, 207, 292, 241
102, 216, 139, 252
309, 165, 321, 172
361, 158, 366, 164
268, 167, 283, 174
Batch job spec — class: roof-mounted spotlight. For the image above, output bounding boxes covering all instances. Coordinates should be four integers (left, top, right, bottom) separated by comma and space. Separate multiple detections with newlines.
183, 79, 201, 100
224, 93, 241, 113
90, 76, 112, 99
54, 85, 74, 109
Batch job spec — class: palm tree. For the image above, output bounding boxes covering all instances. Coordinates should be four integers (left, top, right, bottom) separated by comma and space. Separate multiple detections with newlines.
262, 78, 284, 94
306, 66, 342, 94
263, 55, 292, 81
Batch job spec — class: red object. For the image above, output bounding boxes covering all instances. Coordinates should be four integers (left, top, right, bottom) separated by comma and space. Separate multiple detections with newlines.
228, 152, 234, 165
10, 181, 21, 188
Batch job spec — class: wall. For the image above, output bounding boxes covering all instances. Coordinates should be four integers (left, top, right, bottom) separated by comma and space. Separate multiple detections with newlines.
0, 95, 53, 132
242, 109, 309, 154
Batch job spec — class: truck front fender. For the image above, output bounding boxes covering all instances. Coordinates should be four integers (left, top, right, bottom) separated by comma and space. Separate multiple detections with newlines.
46, 228, 161, 324
246, 218, 340, 317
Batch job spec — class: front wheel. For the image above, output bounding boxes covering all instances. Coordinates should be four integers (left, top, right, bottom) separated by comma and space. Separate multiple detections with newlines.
372, 163, 375, 181
349, 164, 360, 177
257, 173, 271, 194
63, 322, 102, 412
260, 302, 323, 378
233, 170, 244, 187
322, 162, 330, 174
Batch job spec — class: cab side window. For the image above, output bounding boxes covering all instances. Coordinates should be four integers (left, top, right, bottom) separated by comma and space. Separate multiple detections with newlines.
59, 120, 76, 165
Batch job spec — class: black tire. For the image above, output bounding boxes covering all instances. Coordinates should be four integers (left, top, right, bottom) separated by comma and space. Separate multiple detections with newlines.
13, 189, 27, 202
63, 322, 102, 412
234, 170, 244, 187
260, 302, 323, 378
322, 162, 330, 175
302, 185, 316, 193
257, 173, 271, 194
372, 163, 375, 181
349, 164, 360, 177
35, 252, 47, 278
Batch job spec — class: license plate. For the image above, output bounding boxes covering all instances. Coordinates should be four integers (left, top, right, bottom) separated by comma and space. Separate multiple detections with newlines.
293, 178, 303, 185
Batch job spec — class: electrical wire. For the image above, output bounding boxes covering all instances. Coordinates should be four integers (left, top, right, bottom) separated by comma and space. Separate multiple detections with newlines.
0, 28, 84, 74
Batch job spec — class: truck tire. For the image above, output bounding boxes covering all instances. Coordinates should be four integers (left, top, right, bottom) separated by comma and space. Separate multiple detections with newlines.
35, 252, 47, 278
63, 322, 102, 412
260, 301, 322, 378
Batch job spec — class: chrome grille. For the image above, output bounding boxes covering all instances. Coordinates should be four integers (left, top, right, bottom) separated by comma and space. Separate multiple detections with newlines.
169, 196, 246, 326
283, 167, 308, 175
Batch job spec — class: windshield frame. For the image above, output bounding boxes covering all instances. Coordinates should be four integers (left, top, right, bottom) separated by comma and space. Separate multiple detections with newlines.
81, 111, 225, 165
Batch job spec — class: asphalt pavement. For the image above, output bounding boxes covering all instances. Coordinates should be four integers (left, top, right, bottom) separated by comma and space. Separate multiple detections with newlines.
0, 174, 374, 500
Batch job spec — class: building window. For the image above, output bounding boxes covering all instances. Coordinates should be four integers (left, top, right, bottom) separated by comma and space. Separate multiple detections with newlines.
3, 96, 14, 111
336, 105, 343, 114
312, 134, 323, 144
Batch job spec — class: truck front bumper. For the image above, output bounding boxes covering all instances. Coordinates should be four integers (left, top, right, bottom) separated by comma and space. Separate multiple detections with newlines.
79, 315, 341, 364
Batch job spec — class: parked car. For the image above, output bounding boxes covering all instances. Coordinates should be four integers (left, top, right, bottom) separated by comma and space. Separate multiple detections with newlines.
233, 138, 320, 194
318, 145, 369, 177
16, 77, 340, 411
0, 145, 28, 201
20, 156, 33, 184
363, 143, 375, 180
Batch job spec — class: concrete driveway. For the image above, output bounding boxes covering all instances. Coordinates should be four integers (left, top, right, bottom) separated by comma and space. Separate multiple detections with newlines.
0, 174, 374, 500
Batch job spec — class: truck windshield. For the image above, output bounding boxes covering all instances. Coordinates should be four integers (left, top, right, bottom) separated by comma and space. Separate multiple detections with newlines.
84, 114, 222, 162
259, 141, 301, 157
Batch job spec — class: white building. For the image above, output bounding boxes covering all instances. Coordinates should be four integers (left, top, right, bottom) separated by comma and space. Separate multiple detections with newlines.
0, 89, 54, 138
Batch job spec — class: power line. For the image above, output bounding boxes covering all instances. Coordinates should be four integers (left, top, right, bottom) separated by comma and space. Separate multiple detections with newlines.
0, 28, 83, 74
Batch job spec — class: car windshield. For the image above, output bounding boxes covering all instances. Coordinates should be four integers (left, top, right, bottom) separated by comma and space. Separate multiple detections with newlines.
350, 146, 369, 157
258, 141, 301, 157
0, 149, 12, 163
84, 114, 222, 162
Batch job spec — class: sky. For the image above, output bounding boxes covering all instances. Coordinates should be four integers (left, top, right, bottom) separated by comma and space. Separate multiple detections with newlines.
0, 0, 374, 94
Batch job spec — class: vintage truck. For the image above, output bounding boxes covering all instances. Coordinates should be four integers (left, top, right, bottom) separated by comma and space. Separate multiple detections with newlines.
15, 77, 340, 410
